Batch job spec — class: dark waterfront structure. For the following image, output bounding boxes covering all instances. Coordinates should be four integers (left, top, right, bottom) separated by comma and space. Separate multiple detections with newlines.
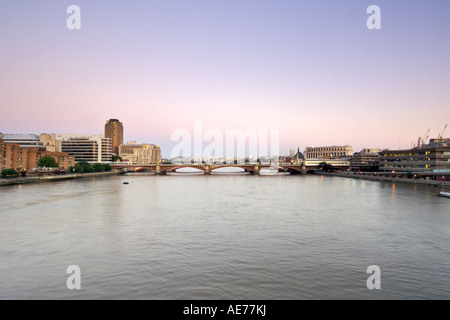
379, 138, 450, 177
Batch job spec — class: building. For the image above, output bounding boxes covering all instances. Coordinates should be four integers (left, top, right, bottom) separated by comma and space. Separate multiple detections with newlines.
290, 149, 296, 157
304, 159, 351, 169
0, 133, 44, 148
119, 141, 161, 164
379, 138, 450, 173
281, 148, 303, 164
42, 151, 75, 170
304, 145, 353, 160
1, 133, 74, 172
1, 138, 41, 172
105, 119, 124, 155
350, 148, 381, 171
40, 133, 62, 152
57, 134, 113, 163
293, 147, 304, 163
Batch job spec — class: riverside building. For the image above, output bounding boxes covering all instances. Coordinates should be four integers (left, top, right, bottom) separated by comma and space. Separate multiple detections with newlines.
57, 134, 113, 163
303, 145, 353, 169
379, 138, 450, 174
304, 145, 353, 160
350, 148, 381, 171
119, 141, 161, 164
0, 133, 74, 172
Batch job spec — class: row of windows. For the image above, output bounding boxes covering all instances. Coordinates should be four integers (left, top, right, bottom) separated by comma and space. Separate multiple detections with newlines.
306, 153, 350, 158
384, 165, 429, 169
308, 147, 350, 151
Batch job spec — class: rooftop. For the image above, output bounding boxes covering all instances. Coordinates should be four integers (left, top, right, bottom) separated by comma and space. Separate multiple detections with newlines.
1, 134, 40, 141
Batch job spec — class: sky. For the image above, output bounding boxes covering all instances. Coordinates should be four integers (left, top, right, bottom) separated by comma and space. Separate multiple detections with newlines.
0, 0, 449, 158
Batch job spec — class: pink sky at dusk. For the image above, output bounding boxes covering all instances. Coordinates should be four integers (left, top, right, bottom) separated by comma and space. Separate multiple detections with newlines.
1, 1, 449, 157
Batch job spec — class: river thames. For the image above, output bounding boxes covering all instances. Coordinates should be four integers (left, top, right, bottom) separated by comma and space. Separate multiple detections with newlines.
0, 173, 449, 299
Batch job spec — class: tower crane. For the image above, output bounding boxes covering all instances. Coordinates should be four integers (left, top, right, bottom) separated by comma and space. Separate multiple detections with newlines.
418, 128, 430, 148
438, 124, 447, 140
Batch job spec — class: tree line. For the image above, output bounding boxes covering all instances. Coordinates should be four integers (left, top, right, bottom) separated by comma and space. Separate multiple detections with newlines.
1, 156, 112, 178
39, 156, 113, 173
69, 161, 112, 173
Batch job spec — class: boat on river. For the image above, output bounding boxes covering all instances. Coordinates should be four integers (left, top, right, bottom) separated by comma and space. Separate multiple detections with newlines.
437, 191, 450, 198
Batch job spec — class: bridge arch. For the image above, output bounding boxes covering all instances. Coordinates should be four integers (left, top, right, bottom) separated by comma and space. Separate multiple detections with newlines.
161, 165, 206, 173
280, 166, 302, 174
210, 166, 246, 174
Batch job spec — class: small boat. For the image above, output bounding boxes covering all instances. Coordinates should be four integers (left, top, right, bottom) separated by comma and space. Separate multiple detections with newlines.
123, 182, 129, 185
437, 191, 450, 198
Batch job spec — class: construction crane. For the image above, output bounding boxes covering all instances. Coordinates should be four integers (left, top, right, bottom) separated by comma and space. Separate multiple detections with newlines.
438, 124, 448, 140
418, 128, 430, 148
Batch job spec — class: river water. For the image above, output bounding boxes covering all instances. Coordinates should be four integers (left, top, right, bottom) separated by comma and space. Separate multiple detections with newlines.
0, 174, 449, 299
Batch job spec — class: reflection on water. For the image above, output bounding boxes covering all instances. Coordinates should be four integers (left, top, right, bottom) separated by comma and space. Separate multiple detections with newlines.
0, 175, 449, 299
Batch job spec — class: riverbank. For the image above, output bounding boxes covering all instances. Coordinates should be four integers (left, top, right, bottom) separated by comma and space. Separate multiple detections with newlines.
0, 170, 122, 187
320, 171, 450, 190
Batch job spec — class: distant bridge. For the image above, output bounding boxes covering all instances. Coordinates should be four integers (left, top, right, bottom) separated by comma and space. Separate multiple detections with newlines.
111, 163, 308, 175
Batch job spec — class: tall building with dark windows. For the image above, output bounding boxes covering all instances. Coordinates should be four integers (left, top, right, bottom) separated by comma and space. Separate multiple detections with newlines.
105, 119, 123, 155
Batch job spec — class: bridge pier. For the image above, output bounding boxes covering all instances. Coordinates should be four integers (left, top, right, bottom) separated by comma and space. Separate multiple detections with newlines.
253, 164, 260, 175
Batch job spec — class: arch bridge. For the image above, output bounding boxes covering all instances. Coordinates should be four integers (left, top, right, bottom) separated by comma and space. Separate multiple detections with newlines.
111, 163, 307, 175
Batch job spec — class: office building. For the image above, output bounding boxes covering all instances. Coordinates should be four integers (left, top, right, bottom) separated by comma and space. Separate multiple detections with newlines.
105, 119, 124, 155
350, 148, 381, 171
58, 134, 113, 163
379, 139, 450, 173
304, 145, 353, 160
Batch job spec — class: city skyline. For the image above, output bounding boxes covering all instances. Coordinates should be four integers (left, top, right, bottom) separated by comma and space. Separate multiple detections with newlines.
1, 119, 447, 159
1, 1, 450, 158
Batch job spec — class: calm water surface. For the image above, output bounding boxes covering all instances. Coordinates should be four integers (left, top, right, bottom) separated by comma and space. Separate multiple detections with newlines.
0, 174, 449, 299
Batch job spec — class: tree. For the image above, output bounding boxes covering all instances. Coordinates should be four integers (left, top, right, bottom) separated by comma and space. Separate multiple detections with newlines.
38, 156, 59, 168
104, 164, 112, 172
83, 164, 95, 173
319, 162, 335, 172
73, 163, 84, 173
73, 161, 94, 173
93, 163, 105, 172
1, 168, 18, 179
112, 155, 122, 162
